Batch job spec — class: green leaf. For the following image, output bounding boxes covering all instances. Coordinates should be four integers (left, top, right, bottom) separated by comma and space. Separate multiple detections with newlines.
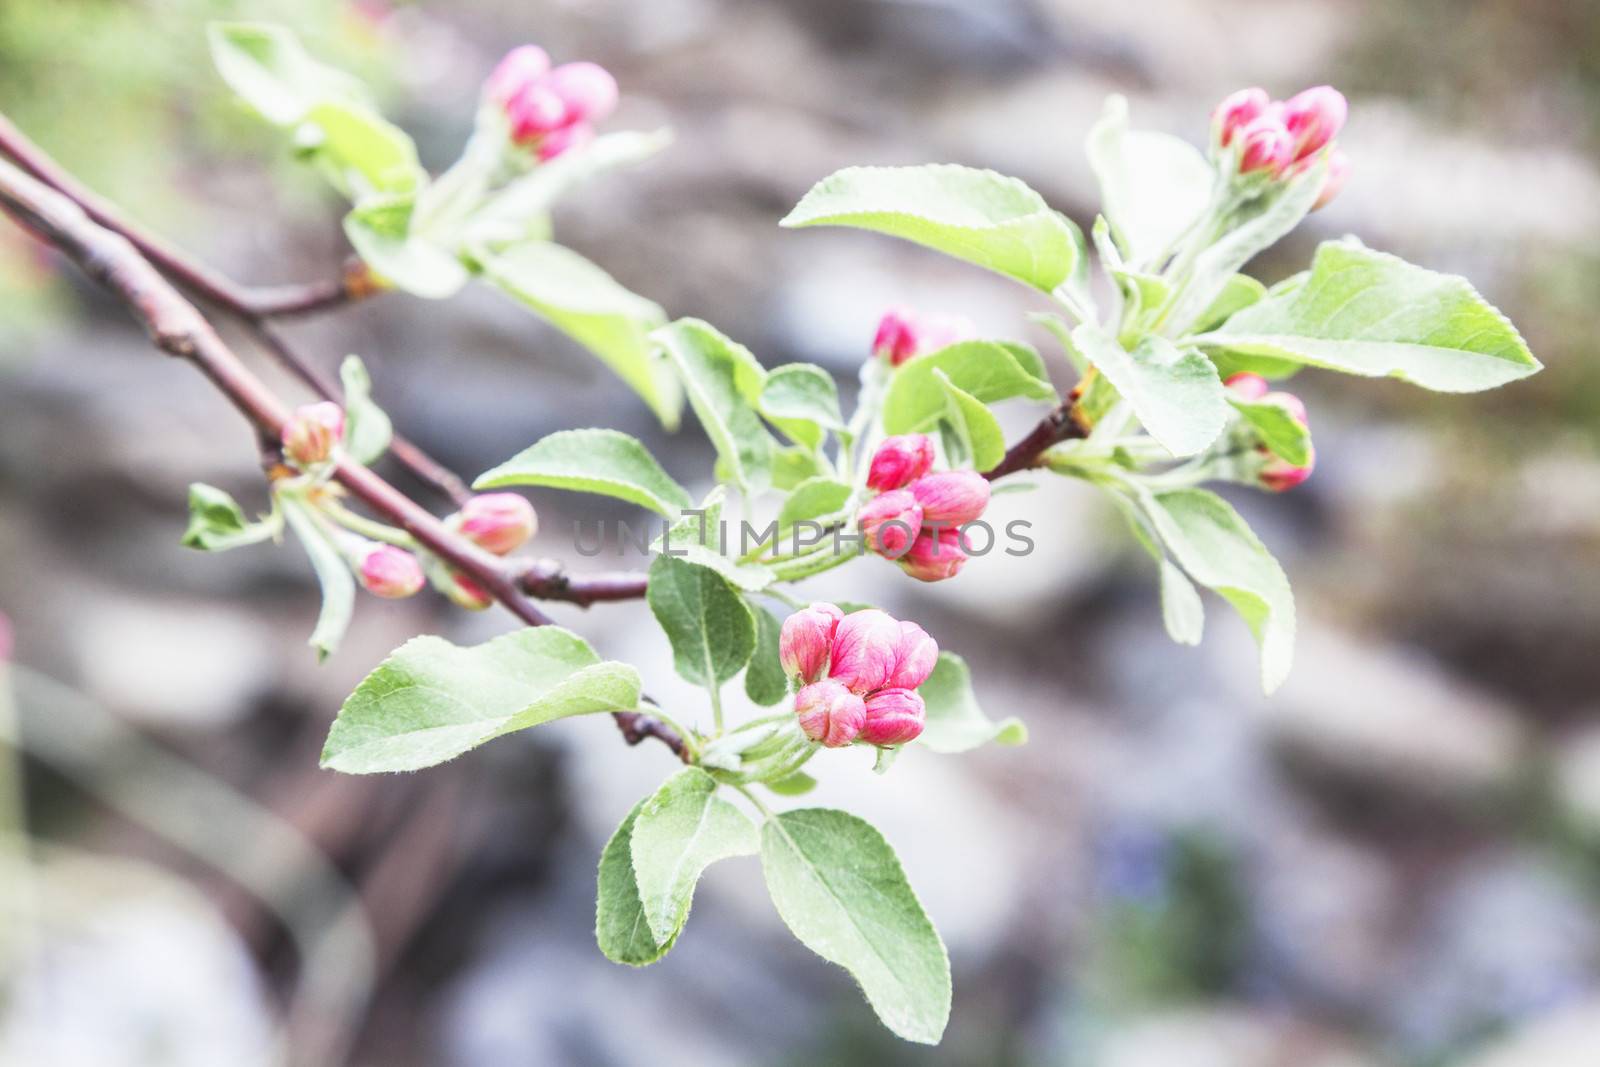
771, 446, 828, 491
343, 197, 469, 299
745, 605, 790, 706
301, 99, 423, 200
781, 164, 1079, 292
1193, 273, 1267, 334
181, 483, 278, 552
1230, 397, 1313, 467
777, 477, 853, 534
208, 21, 366, 126
631, 768, 759, 943
478, 241, 683, 428
1194, 238, 1541, 392
653, 487, 777, 591
1086, 96, 1215, 270
280, 497, 355, 662
764, 771, 818, 797
647, 555, 757, 688
475, 428, 692, 517
933, 370, 1007, 472
761, 363, 844, 451
882, 340, 1056, 437
917, 653, 1027, 753
1159, 559, 1205, 646
1070, 325, 1230, 457
596, 800, 679, 966
1138, 487, 1295, 693
339, 355, 393, 466
760, 810, 951, 1044
653, 319, 776, 492
320, 627, 643, 773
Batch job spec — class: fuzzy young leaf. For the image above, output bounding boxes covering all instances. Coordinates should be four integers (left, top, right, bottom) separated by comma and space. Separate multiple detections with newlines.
761, 363, 844, 451
181, 483, 278, 552
882, 341, 1056, 437
1085, 95, 1214, 269
1193, 273, 1268, 334
933, 370, 1007, 472
301, 99, 423, 200
653, 319, 775, 492
596, 800, 679, 966
777, 477, 853, 535
1230, 397, 1313, 467
917, 652, 1027, 753
344, 198, 469, 299
339, 355, 393, 466
760, 809, 951, 1044
321, 627, 642, 773
782, 164, 1079, 292
631, 768, 759, 944
476, 428, 692, 517
280, 498, 355, 662
1194, 238, 1541, 392
1071, 325, 1230, 458
479, 241, 683, 428
208, 21, 367, 126
1159, 559, 1206, 646
745, 605, 790, 706
647, 555, 757, 688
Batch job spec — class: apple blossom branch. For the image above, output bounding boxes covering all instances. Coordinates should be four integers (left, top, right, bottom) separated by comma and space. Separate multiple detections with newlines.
0, 152, 686, 761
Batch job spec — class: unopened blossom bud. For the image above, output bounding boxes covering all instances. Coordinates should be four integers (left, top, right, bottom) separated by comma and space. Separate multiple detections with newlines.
885, 621, 938, 691
447, 571, 495, 610
795, 680, 867, 748
358, 544, 425, 599
1256, 390, 1314, 492
1263, 390, 1309, 426
1282, 85, 1347, 161
858, 490, 922, 558
1212, 87, 1270, 147
485, 45, 551, 104
779, 602, 843, 684
867, 434, 936, 492
282, 402, 344, 467
455, 493, 537, 555
900, 527, 969, 583
872, 307, 921, 365
546, 62, 618, 125
535, 121, 594, 161
1312, 149, 1350, 211
909, 470, 990, 527
859, 687, 926, 747
828, 609, 904, 695
1224, 372, 1271, 401
506, 84, 568, 142
1236, 115, 1294, 176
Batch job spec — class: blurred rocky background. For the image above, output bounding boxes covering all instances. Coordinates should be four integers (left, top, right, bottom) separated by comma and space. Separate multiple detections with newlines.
2, 0, 1599, 1064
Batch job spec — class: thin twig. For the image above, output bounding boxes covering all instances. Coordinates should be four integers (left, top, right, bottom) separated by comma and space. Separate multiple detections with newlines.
984, 403, 1087, 481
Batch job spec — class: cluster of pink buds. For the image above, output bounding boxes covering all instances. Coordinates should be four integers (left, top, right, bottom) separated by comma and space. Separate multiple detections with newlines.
282, 402, 345, 469
1226, 373, 1316, 492
781, 604, 939, 748
448, 492, 537, 556
858, 434, 990, 581
871, 306, 976, 367
486, 45, 618, 161
356, 542, 426, 599
1212, 85, 1349, 207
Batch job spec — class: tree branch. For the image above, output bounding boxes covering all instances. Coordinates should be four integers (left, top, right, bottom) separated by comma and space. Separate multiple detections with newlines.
0, 155, 684, 761
984, 403, 1087, 481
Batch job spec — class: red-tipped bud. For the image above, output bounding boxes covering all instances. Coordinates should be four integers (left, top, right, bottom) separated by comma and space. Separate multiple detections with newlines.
506, 84, 568, 142
546, 62, 618, 125
1237, 116, 1294, 176
282, 402, 344, 468
859, 687, 926, 746
1263, 390, 1309, 426
885, 621, 938, 691
358, 544, 425, 599
858, 490, 923, 558
449, 571, 495, 610
867, 434, 936, 492
779, 602, 843, 684
485, 45, 552, 104
827, 609, 904, 695
1225, 372, 1271, 401
1213, 87, 1270, 147
900, 528, 969, 583
1283, 85, 1347, 161
1313, 149, 1350, 211
871, 307, 974, 366
535, 121, 594, 161
1257, 390, 1313, 492
909, 470, 990, 527
455, 493, 537, 555
795, 680, 866, 748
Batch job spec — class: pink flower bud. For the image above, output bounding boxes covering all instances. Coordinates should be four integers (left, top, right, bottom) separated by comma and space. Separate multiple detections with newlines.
449, 571, 495, 610
1263, 390, 1309, 426
795, 680, 867, 747
827, 609, 904, 695
867, 434, 936, 492
909, 470, 990, 527
1313, 149, 1350, 211
857, 490, 922, 558
506, 84, 568, 142
920, 314, 977, 353
872, 306, 921, 366
545, 62, 618, 125
859, 688, 926, 746
1225, 372, 1270, 401
1212, 87, 1270, 147
900, 528, 969, 583
455, 493, 537, 555
358, 544, 425, 599
535, 121, 594, 161
1236, 115, 1294, 176
1283, 85, 1347, 161
779, 602, 843, 684
486, 45, 551, 104
1260, 451, 1315, 493
282, 402, 344, 467
886, 621, 938, 691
